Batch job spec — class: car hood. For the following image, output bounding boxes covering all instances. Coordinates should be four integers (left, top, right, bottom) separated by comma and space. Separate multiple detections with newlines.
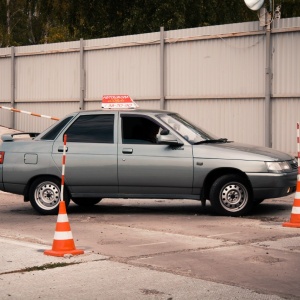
193, 142, 293, 161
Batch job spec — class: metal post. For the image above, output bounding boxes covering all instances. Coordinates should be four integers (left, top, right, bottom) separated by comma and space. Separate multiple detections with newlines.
10, 46, 15, 129
160, 27, 165, 110
79, 38, 85, 110
264, 13, 272, 148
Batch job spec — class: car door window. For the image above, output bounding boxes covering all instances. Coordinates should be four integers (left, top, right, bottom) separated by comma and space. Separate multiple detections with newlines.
65, 114, 114, 143
122, 116, 161, 144
40, 116, 73, 140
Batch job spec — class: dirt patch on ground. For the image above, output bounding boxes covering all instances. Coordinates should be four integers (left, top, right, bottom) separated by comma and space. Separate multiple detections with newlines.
245, 254, 286, 264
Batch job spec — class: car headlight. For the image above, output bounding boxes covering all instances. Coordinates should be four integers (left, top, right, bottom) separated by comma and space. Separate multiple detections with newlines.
266, 161, 292, 173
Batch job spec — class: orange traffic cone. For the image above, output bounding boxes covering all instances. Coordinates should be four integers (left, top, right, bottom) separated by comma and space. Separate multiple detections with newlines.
283, 175, 300, 228
44, 201, 84, 256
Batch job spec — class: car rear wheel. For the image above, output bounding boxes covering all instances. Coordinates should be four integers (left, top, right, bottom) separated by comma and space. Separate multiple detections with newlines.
209, 174, 253, 216
29, 177, 70, 215
72, 198, 102, 206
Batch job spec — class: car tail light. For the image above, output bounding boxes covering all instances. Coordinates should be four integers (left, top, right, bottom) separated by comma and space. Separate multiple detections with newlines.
0, 152, 4, 164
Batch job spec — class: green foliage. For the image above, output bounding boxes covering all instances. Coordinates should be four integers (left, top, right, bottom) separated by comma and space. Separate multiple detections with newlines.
0, 0, 299, 47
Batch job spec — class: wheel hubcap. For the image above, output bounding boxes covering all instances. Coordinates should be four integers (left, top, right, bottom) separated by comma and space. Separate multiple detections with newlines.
220, 182, 248, 212
35, 182, 60, 210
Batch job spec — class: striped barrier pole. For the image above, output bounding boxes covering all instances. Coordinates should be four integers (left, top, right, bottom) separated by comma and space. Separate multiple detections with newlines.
44, 134, 84, 256
60, 134, 67, 201
298, 122, 300, 174
0, 105, 60, 121
282, 122, 300, 228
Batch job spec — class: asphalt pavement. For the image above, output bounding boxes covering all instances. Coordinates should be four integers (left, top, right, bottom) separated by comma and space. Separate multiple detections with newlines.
0, 125, 297, 299
0, 236, 286, 300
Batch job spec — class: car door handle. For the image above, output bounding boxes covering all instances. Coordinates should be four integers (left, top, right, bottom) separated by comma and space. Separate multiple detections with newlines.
58, 146, 68, 152
122, 148, 133, 154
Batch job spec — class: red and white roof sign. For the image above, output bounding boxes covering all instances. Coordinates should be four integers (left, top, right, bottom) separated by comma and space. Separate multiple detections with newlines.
102, 95, 138, 109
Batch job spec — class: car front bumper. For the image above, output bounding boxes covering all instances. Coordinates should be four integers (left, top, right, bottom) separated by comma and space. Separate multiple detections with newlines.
248, 171, 297, 200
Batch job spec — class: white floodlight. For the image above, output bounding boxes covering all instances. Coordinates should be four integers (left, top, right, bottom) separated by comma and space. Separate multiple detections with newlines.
244, 0, 265, 11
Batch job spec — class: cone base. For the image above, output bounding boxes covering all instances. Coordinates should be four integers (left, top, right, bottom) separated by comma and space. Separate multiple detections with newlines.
44, 249, 84, 257
282, 222, 300, 228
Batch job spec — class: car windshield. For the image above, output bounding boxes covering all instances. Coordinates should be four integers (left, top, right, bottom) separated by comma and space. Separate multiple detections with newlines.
157, 113, 225, 145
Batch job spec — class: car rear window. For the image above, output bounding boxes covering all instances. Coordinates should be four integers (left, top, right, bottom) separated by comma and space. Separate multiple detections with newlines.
65, 114, 114, 143
40, 116, 73, 140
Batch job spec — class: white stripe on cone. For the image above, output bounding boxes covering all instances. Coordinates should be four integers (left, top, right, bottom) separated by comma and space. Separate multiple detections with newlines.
54, 231, 73, 240
294, 192, 300, 199
291, 206, 300, 214
57, 214, 69, 222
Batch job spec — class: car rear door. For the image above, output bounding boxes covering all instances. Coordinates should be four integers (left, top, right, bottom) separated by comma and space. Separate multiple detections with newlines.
51, 111, 118, 197
118, 113, 193, 196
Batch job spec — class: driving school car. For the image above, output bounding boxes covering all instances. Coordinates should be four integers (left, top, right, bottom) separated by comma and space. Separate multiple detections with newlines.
0, 96, 297, 216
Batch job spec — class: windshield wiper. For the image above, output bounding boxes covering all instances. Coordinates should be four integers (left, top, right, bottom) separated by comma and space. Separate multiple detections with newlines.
194, 138, 229, 145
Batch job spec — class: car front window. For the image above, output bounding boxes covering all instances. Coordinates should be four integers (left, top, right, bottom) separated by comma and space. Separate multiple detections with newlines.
157, 113, 218, 144
122, 116, 161, 144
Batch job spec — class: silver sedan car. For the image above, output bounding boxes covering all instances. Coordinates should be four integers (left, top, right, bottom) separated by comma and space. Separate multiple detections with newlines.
0, 109, 297, 216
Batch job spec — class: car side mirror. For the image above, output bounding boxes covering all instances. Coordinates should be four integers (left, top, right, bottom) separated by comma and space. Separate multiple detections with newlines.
157, 132, 183, 146
160, 129, 169, 136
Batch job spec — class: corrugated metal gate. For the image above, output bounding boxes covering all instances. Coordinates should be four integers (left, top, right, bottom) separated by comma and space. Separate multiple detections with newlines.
0, 17, 299, 155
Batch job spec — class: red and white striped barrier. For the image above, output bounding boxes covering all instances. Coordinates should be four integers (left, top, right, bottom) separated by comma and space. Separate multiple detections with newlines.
282, 122, 300, 228
297, 122, 300, 174
44, 133, 84, 256
60, 134, 67, 201
0, 105, 60, 121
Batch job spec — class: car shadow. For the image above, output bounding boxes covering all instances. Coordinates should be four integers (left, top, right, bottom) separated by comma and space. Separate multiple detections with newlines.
67, 199, 213, 216
247, 201, 292, 222
5, 198, 293, 222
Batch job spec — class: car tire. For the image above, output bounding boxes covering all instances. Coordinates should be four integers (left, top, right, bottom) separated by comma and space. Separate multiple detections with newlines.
209, 174, 253, 216
29, 177, 70, 215
72, 198, 102, 206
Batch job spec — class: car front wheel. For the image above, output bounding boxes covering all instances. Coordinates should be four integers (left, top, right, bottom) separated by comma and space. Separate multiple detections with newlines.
29, 177, 70, 215
209, 174, 253, 216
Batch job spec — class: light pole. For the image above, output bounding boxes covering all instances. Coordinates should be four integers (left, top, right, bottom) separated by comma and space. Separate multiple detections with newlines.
244, 0, 279, 148
264, 7, 272, 148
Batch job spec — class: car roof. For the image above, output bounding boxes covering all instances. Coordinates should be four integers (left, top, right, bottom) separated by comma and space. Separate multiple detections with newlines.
74, 108, 174, 115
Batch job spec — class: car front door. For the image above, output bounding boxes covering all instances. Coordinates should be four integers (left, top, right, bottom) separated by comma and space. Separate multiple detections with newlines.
118, 114, 193, 196
51, 112, 118, 198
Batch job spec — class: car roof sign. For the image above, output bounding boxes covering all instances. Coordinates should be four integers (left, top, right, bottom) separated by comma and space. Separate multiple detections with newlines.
102, 95, 139, 109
